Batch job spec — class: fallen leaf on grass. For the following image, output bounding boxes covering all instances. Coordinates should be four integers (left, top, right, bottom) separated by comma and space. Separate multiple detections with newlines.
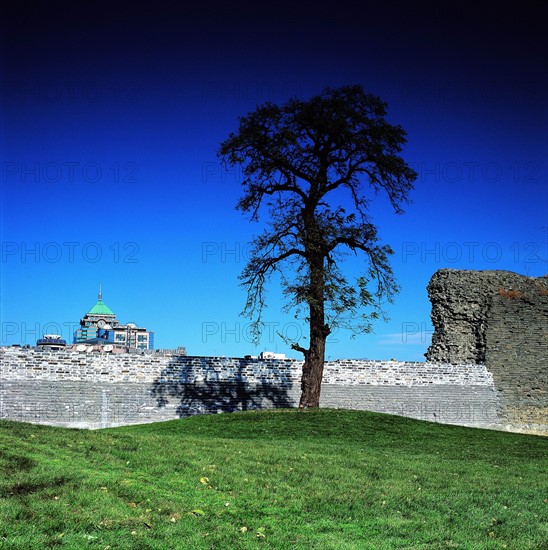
170, 513, 181, 523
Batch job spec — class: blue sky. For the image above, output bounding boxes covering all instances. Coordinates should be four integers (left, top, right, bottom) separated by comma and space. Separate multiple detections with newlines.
1, 1, 546, 360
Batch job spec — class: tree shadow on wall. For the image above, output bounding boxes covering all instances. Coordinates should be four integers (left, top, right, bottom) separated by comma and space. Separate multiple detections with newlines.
150, 356, 294, 418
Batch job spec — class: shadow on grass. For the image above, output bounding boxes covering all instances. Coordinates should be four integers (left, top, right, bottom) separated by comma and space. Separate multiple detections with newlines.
2, 476, 70, 498
150, 356, 294, 418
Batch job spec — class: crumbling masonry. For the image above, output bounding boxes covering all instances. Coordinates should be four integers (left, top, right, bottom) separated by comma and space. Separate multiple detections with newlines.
426, 269, 548, 427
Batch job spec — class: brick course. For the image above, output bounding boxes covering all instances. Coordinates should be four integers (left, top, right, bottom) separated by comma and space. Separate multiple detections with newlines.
1, 348, 521, 432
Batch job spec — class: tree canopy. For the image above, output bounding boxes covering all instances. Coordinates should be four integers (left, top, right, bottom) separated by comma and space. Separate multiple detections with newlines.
219, 84, 417, 406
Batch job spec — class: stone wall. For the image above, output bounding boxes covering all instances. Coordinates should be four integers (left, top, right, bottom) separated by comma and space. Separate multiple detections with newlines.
0, 347, 508, 431
1, 268, 545, 434
426, 269, 548, 430
485, 295, 548, 426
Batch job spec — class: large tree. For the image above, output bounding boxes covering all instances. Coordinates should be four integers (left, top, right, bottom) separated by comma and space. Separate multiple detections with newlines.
219, 85, 417, 407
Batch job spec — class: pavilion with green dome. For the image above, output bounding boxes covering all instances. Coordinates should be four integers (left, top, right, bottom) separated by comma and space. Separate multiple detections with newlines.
88, 296, 116, 317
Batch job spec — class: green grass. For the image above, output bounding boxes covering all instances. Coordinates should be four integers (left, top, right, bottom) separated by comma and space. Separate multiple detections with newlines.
0, 409, 546, 549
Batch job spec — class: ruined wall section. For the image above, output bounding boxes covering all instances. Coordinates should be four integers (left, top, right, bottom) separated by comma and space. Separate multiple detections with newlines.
485, 294, 548, 425
426, 269, 547, 363
426, 268, 548, 430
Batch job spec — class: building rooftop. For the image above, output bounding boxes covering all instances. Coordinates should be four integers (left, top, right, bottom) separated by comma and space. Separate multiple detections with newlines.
88, 299, 115, 316
87, 286, 115, 316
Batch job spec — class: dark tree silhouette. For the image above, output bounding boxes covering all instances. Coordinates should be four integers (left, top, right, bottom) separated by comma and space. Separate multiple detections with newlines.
219, 85, 417, 407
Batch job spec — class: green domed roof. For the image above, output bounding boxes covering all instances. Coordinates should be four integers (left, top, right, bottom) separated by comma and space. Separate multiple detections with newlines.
88, 299, 115, 316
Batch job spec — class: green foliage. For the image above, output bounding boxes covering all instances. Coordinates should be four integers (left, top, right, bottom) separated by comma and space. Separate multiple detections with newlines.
1, 410, 546, 548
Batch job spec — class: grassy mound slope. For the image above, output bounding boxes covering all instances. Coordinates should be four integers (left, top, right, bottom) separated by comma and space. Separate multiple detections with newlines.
0, 409, 546, 549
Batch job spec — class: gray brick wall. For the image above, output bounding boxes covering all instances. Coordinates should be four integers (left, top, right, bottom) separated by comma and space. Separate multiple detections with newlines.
0, 347, 542, 433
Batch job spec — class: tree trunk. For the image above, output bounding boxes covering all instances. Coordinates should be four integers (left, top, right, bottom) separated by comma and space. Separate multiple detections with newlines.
299, 255, 330, 408
299, 326, 327, 408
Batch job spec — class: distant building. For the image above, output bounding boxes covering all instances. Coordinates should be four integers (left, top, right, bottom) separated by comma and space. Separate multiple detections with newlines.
36, 334, 67, 351
259, 351, 286, 359
73, 288, 154, 350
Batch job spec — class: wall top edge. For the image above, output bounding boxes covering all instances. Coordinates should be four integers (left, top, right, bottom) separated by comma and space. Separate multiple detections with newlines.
0, 347, 484, 367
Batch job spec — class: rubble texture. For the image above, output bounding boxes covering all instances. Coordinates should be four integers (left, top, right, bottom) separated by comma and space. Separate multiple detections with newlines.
426, 269, 548, 429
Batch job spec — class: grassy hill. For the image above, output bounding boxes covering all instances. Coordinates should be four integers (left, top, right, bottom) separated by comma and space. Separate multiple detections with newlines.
0, 409, 546, 548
